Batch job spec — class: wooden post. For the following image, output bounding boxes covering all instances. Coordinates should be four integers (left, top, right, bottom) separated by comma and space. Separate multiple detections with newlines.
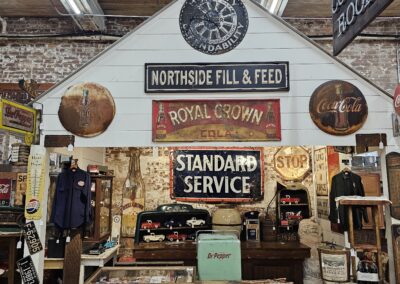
348, 205, 356, 280
373, 206, 383, 281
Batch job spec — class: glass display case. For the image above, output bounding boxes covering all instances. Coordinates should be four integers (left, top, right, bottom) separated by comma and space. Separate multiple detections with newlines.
87, 175, 113, 243
84, 266, 196, 283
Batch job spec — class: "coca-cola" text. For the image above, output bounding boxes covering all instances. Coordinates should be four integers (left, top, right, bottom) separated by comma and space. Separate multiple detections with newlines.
316, 97, 363, 114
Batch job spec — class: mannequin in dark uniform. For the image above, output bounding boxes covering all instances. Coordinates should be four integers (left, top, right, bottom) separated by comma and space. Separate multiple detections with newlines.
329, 169, 368, 231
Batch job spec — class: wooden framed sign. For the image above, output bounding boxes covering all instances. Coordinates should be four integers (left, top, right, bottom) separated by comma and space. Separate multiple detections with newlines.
152, 99, 281, 142
309, 80, 368, 136
332, 0, 393, 55
145, 62, 289, 92
170, 147, 264, 202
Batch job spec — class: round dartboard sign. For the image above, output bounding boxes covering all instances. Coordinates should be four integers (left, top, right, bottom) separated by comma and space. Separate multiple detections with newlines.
58, 82, 116, 137
179, 0, 249, 55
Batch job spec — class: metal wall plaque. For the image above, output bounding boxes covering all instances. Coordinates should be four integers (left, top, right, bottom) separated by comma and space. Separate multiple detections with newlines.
309, 80, 368, 136
394, 84, 400, 115
145, 62, 289, 93
152, 99, 281, 142
58, 82, 116, 137
17, 256, 40, 284
273, 146, 310, 181
23, 221, 43, 255
332, 0, 393, 55
179, 0, 249, 55
0, 178, 12, 206
170, 147, 264, 202
0, 99, 37, 144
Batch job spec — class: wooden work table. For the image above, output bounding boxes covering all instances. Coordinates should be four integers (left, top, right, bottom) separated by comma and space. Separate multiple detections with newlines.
132, 241, 310, 284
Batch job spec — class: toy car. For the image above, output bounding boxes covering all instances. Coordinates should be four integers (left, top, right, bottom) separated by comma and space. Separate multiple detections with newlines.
143, 233, 165, 242
166, 231, 187, 241
286, 211, 303, 220
186, 217, 206, 227
280, 195, 301, 204
141, 220, 161, 229
164, 219, 182, 228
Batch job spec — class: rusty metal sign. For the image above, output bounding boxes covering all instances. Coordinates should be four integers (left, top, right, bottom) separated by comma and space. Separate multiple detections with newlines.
394, 84, 400, 116
309, 80, 368, 136
152, 99, 281, 142
58, 82, 116, 137
273, 146, 311, 181
170, 147, 264, 202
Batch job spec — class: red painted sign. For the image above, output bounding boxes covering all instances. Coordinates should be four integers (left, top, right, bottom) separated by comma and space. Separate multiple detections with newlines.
0, 179, 12, 206
394, 84, 400, 116
152, 99, 281, 142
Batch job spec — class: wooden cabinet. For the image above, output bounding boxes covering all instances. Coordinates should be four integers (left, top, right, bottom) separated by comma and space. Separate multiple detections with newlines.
132, 241, 310, 284
86, 175, 113, 243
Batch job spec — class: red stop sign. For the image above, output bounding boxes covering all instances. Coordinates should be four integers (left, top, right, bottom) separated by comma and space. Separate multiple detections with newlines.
394, 84, 400, 115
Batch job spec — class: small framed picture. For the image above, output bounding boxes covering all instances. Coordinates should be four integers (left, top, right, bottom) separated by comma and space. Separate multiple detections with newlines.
392, 113, 400, 137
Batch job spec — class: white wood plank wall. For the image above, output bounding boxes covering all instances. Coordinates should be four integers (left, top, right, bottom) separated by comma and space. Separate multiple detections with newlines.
38, 0, 396, 148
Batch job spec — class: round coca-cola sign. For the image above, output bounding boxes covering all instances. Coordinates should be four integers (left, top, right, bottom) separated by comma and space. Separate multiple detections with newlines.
309, 80, 368, 136
393, 84, 400, 116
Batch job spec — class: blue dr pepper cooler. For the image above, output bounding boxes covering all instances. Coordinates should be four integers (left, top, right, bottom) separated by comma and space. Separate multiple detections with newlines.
197, 233, 241, 281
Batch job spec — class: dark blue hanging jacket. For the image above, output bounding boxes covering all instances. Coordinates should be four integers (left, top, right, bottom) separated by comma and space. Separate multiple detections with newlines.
50, 168, 92, 229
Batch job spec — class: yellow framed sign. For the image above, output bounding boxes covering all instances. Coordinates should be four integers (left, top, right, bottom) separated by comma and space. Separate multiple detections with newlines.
0, 99, 37, 144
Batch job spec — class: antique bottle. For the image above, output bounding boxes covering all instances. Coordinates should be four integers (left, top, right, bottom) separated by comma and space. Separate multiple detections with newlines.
265, 102, 277, 139
79, 88, 90, 128
121, 149, 145, 236
334, 84, 349, 131
156, 102, 167, 139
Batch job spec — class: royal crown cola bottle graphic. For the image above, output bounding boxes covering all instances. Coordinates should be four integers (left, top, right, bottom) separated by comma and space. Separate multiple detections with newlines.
334, 84, 350, 131
156, 102, 167, 139
121, 149, 145, 236
265, 102, 277, 138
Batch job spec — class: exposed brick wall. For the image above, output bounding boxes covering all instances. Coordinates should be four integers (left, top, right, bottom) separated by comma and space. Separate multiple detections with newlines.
285, 18, 400, 93
0, 17, 144, 84
0, 16, 398, 94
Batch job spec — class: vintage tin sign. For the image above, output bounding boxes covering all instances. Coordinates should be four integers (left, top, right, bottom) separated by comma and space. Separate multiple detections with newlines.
16, 256, 40, 284
58, 82, 116, 137
0, 99, 36, 144
309, 80, 368, 136
0, 178, 12, 206
145, 62, 289, 92
153, 99, 281, 142
394, 84, 400, 116
23, 221, 43, 255
170, 147, 264, 202
273, 147, 310, 181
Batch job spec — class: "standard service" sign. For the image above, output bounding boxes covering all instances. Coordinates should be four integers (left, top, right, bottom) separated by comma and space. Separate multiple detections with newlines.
170, 148, 264, 202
